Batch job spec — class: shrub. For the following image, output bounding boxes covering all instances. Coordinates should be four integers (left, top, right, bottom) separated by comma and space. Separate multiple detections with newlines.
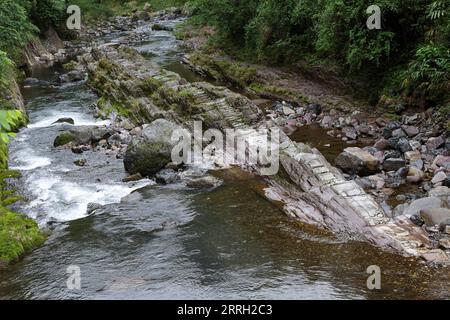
402, 44, 450, 105
30, 0, 66, 29
0, 0, 38, 57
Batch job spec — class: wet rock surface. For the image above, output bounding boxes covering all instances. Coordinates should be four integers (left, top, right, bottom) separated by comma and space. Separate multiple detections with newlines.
51, 10, 450, 264
124, 119, 181, 177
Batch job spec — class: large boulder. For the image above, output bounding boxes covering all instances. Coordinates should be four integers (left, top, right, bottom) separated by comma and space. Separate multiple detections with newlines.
335, 147, 380, 176
124, 119, 181, 177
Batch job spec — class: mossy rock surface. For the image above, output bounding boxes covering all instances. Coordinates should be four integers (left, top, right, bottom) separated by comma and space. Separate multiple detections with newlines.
53, 132, 76, 147
0, 208, 46, 266
124, 119, 180, 177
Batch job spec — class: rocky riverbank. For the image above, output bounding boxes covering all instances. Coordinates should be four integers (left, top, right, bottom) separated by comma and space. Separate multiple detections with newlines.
176, 20, 450, 262
17, 9, 446, 265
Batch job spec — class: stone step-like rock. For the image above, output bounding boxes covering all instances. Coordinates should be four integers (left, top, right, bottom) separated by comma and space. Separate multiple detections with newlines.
83, 44, 449, 264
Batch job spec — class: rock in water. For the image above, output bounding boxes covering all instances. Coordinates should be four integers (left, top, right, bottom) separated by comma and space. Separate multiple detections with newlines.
124, 119, 180, 177
185, 176, 223, 189
52, 117, 75, 125
122, 173, 143, 182
335, 147, 380, 176
53, 126, 112, 147
74, 159, 86, 166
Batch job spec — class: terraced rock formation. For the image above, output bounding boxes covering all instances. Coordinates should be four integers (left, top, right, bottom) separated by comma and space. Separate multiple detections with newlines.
82, 44, 450, 264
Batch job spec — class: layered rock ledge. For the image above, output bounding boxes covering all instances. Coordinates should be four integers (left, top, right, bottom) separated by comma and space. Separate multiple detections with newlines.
81, 44, 450, 264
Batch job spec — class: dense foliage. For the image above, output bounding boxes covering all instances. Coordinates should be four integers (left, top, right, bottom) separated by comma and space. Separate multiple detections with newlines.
0, 1, 39, 58
190, 0, 450, 107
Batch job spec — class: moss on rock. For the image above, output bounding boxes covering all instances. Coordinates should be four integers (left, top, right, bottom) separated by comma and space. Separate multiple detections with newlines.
0, 208, 46, 266
53, 132, 76, 147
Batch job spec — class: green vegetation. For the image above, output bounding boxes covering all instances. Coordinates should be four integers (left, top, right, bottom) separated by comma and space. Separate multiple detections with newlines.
0, 204, 45, 266
53, 131, 76, 147
0, 111, 45, 267
71, 0, 187, 21
189, 0, 450, 109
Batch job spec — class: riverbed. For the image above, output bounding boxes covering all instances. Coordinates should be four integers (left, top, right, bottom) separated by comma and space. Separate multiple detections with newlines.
0, 17, 449, 300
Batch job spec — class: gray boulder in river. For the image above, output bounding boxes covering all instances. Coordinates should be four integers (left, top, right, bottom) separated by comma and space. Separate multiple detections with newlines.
124, 119, 180, 177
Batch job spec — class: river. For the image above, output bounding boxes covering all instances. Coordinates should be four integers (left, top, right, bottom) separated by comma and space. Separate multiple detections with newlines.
0, 17, 449, 300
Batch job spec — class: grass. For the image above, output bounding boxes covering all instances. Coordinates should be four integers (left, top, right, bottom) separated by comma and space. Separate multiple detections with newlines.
0, 169, 46, 267
0, 208, 46, 266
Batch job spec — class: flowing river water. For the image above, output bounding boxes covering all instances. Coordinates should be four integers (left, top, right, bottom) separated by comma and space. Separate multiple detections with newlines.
0, 18, 449, 300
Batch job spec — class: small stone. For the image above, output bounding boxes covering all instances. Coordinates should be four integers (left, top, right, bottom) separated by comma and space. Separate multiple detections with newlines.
282, 106, 295, 116
409, 140, 422, 150
397, 137, 412, 153
382, 128, 393, 139
445, 226, 450, 234
432, 155, 450, 168
52, 117, 75, 125
185, 176, 223, 189
165, 162, 181, 170
406, 166, 425, 184
428, 186, 450, 198
392, 128, 406, 138
426, 136, 445, 151
439, 238, 450, 250
410, 159, 424, 170
321, 115, 333, 128
405, 150, 421, 162
401, 125, 419, 138
306, 104, 322, 115
71, 146, 85, 154
357, 124, 370, 135
421, 250, 450, 263
130, 127, 142, 135
155, 169, 179, 184
122, 173, 143, 182
432, 171, 447, 184
374, 138, 390, 151
74, 159, 86, 166
383, 158, 405, 172
87, 203, 103, 215
395, 167, 409, 178
343, 127, 358, 140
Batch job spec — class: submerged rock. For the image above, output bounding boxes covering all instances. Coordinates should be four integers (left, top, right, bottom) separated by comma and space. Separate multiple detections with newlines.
152, 23, 173, 31
74, 158, 87, 166
155, 169, 179, 184
185, 176, 223, 189
123, 119, 180, 177
52, 117, 75, 125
